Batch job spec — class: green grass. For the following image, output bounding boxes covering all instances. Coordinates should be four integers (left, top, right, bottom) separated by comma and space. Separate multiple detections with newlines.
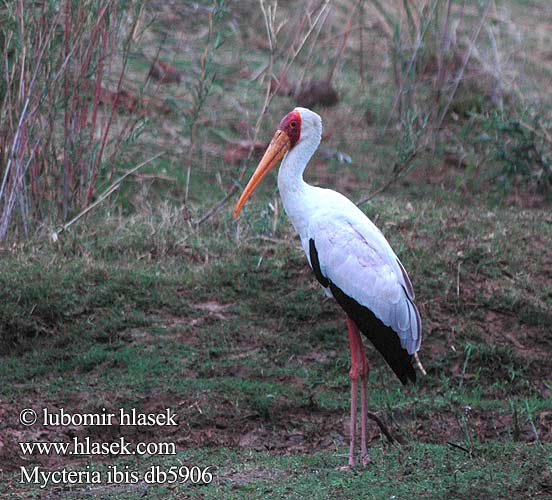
2, 444, 550, 498
1, 198, 551, 498
1, 0, 552, 497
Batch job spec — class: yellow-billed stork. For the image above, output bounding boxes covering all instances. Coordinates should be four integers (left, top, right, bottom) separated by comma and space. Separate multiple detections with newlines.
233, 107, 423, 468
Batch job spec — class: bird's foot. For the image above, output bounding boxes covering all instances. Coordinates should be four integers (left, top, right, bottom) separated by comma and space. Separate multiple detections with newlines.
361, 453, 372, 466
338, 451, 370, 470
339, 455, 356, 471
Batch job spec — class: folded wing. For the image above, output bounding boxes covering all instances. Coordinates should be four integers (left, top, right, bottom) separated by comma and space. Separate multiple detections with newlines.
303, 206, 422, 382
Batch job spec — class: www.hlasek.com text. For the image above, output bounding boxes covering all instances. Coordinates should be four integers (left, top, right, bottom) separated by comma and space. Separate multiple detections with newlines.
20, 436, 176, 456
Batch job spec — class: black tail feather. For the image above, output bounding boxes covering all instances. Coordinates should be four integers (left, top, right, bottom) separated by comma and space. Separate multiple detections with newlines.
308, 237, 416, 384
329, 282, 416, 385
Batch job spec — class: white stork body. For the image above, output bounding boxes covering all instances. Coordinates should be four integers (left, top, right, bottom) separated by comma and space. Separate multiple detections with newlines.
234, 107, 423, 467
279, 170, 422, 358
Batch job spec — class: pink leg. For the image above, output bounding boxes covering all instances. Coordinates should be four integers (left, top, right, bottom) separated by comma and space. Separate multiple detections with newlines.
360, 375, 371, 465
345, 315, 370, 468
348, 377, 358, 467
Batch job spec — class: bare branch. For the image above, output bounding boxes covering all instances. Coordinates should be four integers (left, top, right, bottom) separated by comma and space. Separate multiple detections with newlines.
52, 152, 165, 240
367, 411, 404, 445
357, 151, 418, 207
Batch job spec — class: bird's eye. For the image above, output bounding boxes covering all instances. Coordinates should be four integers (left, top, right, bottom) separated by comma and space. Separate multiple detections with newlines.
290, 121, 297, 128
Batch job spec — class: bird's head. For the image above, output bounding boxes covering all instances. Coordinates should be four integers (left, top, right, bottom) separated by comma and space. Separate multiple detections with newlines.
233, 107, 322, 219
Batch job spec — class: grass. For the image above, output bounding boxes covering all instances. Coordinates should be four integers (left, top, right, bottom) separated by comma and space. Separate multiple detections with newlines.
2, 443, 550, 498
1, 0, 552, 498
1, 197, 551, 497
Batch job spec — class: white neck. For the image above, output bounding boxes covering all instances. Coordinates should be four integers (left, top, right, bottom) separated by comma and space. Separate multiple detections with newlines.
277, 133, 320, 235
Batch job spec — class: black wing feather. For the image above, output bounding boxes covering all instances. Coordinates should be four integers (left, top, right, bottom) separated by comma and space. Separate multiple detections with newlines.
309, 239, 416, 385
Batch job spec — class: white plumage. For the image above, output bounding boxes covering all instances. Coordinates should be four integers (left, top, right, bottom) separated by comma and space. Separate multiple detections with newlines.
234, 106, 423, 468
277, 108, 422, 356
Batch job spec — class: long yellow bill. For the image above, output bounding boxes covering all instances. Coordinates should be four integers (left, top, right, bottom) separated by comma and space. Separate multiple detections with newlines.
233, 129, 291, 219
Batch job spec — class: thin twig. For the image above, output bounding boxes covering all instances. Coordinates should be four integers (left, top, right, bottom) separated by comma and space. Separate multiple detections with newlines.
519, 120, 552, 147
458, 342, 472, 391
297, 5, 331, 89
367, 411, 403, 444
358, 0, 365, 86
447, 441, 472, 455
185, 3, 218, 203
88, 0, 137, 201
356, 151, 417, 206
280, 0, 331, 81
195, 0, 330, 228
326, 6, 355, 82
52, 152, 164, 239
368, 0, 395, 35
193, 0, 276, 228
381, 0, 440, 135
435, 0, 492, 130
524, 399, 541, 446
195, 184, 239, 227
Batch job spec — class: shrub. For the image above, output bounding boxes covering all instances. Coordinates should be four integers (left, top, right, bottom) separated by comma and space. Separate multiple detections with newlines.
0, 0, 143, 240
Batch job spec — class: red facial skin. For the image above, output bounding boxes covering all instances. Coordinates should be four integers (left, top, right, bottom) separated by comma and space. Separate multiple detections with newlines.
278, 110, 301, 148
